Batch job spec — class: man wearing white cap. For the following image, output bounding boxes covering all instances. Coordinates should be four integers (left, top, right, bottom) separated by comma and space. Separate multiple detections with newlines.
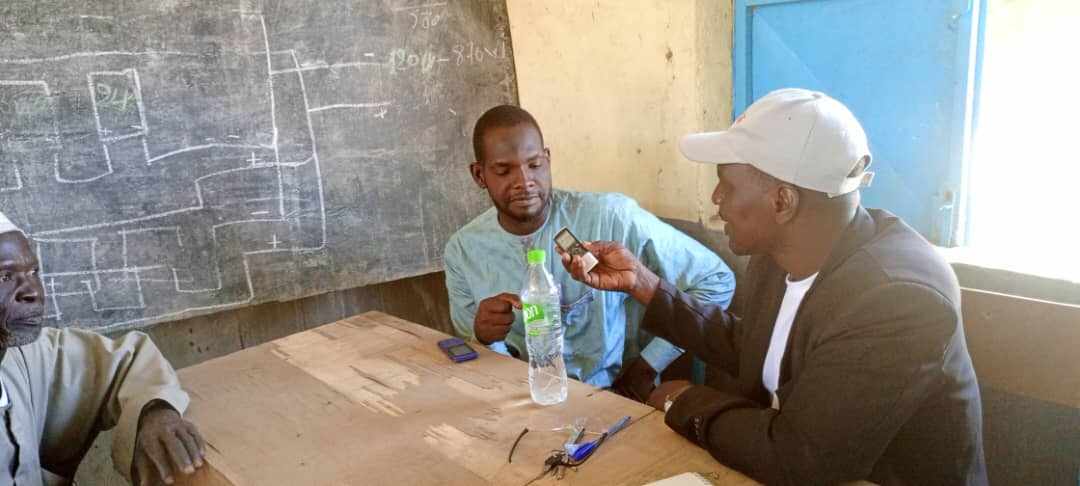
0, 212, 206, 485
560, 89, 986, 485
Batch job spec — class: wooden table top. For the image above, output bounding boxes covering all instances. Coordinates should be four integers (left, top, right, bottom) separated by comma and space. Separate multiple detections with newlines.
176, 311, 757, 485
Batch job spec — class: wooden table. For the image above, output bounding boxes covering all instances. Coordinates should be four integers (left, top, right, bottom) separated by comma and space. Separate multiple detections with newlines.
176, 311, 757, 485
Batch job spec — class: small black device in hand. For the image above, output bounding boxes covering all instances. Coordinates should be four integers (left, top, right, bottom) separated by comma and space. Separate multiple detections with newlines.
554, 227, 598, 273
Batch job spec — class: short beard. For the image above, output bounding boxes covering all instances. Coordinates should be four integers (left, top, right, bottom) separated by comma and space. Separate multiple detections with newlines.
0, 307, 42, 347
498, 194, 549, 224
5, 325, 40, 347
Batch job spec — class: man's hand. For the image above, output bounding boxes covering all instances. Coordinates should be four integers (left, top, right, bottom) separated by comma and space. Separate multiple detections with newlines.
611, 357, 658, 403
556, 241, 660, 305
647, 380, 693, 411
473, 293, 521, 345
133, 403, 206, 486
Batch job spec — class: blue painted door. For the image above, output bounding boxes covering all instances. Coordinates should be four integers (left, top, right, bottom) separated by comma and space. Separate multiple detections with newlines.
733, 0, 985, 244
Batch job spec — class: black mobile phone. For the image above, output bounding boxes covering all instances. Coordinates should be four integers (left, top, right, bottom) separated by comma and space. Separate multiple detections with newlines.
554, 227, 598, 273
438, 337, 478, 363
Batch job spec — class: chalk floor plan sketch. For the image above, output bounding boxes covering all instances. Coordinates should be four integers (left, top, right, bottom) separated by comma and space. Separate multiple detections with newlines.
0, 1, 515, 330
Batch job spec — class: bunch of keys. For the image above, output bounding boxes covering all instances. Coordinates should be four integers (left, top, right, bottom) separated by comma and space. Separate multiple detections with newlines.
527, 416, 632, 485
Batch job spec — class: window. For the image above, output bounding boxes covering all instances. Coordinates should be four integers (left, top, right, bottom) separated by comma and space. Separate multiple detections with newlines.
965, 0, 1080, 281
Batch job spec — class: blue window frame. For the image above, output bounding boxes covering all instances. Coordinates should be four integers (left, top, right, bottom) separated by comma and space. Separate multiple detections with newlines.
733, 0, 986, 245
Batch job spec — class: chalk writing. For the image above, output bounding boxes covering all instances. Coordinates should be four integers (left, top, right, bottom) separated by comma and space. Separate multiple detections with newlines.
388, 48, 437, 74
93, 81, 137, 114
2, 95, 49, 119
409, 9, 444, 30
452, 40, 508, 66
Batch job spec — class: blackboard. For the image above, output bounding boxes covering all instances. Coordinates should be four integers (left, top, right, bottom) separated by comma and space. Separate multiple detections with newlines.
0, 0, 515, 332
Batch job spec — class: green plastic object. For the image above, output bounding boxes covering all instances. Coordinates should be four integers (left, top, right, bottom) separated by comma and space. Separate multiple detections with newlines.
526, 249, 546, 265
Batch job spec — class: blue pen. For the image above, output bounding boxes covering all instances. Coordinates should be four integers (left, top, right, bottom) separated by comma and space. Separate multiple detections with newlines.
566, 415, 632, 462
569, 440, 599, 461
605, 415, 632, 436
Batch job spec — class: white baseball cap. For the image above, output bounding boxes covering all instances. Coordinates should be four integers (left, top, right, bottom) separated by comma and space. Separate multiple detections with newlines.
680, 88, 874, 197
0, 211, 23, 236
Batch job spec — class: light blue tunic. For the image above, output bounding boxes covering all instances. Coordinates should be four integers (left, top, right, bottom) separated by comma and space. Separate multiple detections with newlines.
444, 190, 735, 387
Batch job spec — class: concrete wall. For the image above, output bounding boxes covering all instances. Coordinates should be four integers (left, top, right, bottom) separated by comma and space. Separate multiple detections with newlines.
506, 0, 733, 224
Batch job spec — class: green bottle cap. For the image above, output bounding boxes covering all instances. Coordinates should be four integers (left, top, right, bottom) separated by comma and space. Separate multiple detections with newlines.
526, 249, 546, 265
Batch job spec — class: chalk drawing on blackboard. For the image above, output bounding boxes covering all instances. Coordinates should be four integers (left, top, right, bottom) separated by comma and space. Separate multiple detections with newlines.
2, 11, 343, 331
0, 80, 50, 191
1, 2, 515, 332
0, 165, 23, 192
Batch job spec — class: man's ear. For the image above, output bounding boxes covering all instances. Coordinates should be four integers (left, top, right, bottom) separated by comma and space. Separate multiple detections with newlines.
774, 184, 800, 224
469, 162, 486, 189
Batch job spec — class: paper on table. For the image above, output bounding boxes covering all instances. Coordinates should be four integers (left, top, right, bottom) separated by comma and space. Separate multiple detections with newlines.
643, 472, 715, 486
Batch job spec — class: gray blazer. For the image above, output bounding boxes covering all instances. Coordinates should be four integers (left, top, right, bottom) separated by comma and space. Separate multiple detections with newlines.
647, 208, 987, 486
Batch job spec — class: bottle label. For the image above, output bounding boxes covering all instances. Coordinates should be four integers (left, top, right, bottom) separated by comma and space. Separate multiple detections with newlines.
523, 303, 547, 336
523, 303, 545, 324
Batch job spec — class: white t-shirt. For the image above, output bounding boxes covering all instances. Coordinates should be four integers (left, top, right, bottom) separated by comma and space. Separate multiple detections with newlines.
763, 273, 818, 409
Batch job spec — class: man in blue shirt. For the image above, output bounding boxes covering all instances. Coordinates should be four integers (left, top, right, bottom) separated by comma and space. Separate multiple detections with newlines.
443, 105, 735, 401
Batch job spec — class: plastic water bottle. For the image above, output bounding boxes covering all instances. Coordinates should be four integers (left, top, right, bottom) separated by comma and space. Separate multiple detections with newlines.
521, 249, 568, 405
